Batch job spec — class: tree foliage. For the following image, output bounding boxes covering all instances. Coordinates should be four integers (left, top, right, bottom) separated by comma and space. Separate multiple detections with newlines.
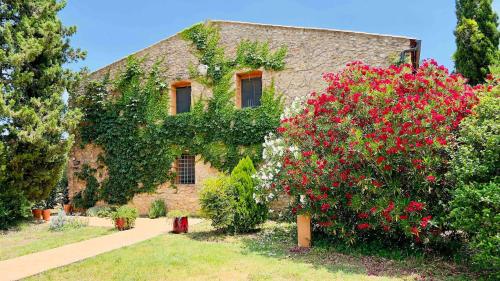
0, 0, 84, 228
453, 0, 499, 85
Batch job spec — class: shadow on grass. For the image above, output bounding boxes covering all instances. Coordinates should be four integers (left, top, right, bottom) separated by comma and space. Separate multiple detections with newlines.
185, 221, 474, 280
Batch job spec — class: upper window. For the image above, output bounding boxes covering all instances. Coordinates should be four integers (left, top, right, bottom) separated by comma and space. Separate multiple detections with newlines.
175, 86, 191, 114
175, 154, 195, 184
237, 71, 262, 108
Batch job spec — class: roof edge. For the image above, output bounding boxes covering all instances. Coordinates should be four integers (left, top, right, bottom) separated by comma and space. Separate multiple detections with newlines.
208, 19, 416, 40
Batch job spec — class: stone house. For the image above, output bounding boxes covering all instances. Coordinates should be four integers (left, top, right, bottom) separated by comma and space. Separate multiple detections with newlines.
68, 20, 421, 215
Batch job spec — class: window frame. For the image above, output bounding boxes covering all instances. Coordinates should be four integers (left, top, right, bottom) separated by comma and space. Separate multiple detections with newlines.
171, 81, 192, 115
174, 154, 196, 185
236, 70, 263, 109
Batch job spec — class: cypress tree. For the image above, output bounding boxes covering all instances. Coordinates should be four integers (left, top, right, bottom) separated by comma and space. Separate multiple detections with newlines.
453, 0, 499, 85
0, 0, 85, 228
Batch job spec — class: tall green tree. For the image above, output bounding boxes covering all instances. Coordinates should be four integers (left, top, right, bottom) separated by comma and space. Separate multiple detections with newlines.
453, 0, 499, 85
0, 0, 84, 228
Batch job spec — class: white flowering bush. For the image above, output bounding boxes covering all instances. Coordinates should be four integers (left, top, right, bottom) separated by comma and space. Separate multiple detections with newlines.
254, 96, 308, 205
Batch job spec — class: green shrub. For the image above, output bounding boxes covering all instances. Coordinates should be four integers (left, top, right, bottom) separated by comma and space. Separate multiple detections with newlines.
199, 175, 234, 229
111, 206, 138, 229
148, 199, 167, 219
0, 189, 31, 230
449, 181, 499, 278
49, 211, 88, 231
449, 86, 500, 278
86, 206, 115, 218
200, 157, 267, 233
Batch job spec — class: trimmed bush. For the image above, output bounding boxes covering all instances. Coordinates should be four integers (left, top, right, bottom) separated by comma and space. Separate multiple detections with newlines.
200, 157, 267, 233
258, 61, 479, 243
148, 199, 167, 219
200, 175, 234, 229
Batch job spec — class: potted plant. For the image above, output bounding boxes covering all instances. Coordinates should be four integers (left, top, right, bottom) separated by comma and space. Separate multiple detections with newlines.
167, 210, 189, 233
111, 205, 138, 231
32, 201, 44, 220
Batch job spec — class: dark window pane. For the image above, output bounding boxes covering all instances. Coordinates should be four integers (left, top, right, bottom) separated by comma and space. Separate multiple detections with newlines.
176, 86, 191, 113
241, 77, 262, 108
176, 155, 195, 184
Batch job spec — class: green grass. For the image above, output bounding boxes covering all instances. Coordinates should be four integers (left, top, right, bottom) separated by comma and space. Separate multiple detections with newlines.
28, 221, 473, 281
0, 221, 115, 261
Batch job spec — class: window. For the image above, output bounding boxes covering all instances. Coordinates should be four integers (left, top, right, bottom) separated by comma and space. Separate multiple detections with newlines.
237, 71, 262, 108
175, 86, 191, 114
175, 155, 195, 184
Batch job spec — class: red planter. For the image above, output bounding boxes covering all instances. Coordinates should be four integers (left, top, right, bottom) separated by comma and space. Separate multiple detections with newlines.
172, 217, 188, 233
63, 204, 72, 214
32, 209, 42, 220
42, 209, 51, 221
115, 218, 127, 231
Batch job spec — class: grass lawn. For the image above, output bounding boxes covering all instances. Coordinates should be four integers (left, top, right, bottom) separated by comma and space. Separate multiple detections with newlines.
0, 221, 115, 261
27, 221, 473, 281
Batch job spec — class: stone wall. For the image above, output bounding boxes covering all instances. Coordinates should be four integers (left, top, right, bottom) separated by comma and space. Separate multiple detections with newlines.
68, 20, 416, 215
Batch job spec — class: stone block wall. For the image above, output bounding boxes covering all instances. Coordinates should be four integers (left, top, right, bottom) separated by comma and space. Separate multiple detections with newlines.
68, 20, 417, 215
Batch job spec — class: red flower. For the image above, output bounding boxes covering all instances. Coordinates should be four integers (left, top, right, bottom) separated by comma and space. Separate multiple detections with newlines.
406, 201, 425, 212
357, 212, 369, 219
357, 223, 371, 230
376, 156, 385, 164
420, 216, 432, 228
321, 203, 331, 212
426, 175, 436, 182
399, 215, 408, 220
411, 226, 419, 236
302, 151, 313, 158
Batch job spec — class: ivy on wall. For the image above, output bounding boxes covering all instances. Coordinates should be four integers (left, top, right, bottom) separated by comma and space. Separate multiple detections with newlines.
76, 22, 287, 205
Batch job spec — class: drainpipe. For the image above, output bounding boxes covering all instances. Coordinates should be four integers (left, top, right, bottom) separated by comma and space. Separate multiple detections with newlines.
399, 39, 421, 70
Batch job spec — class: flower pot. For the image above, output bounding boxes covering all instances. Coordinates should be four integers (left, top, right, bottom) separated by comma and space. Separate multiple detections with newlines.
32, 209, 42, 220
63, 204, 72, 215
42, 209, 51, 221
172, 217, 188, 233
297, 214, 311, 248
115, 218, 127, 231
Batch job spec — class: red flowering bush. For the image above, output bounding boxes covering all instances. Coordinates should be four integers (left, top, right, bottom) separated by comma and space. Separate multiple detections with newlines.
271, 60, 480, 242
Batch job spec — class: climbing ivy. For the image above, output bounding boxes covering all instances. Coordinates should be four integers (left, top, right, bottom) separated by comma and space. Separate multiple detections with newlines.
77, 22, 287, 205
73, 164, 100, 208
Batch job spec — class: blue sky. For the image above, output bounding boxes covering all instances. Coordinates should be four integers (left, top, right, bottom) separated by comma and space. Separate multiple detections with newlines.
60, 0, 499, 72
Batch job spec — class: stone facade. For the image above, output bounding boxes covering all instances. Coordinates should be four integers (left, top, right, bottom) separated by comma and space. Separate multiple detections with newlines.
68, 20, 419, 215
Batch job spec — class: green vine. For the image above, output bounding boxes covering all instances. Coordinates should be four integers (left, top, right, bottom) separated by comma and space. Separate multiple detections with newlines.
76, 22, 287, 205
73, 164, 100, 208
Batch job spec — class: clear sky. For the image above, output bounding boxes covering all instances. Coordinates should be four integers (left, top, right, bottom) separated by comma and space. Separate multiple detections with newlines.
59, 0, 499, 72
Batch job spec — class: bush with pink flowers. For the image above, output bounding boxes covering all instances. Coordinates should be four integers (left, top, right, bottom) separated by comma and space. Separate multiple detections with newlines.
261, 60, 482, 243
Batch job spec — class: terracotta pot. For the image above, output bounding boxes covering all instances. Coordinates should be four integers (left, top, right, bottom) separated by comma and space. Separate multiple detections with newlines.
32, 209, 42, 220
63, 204, 72, 214
115, 218, 127, 231
172, 217, 188, 233
42, 209, 51, 221
297, 214, 311, 248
